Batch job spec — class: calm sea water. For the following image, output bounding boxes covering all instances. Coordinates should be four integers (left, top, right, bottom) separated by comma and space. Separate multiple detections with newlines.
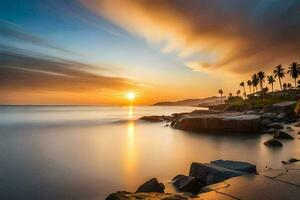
0, 106, 299, 200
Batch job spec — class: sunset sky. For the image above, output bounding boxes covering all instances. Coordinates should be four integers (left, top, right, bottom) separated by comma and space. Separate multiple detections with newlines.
1, 0, 300, 105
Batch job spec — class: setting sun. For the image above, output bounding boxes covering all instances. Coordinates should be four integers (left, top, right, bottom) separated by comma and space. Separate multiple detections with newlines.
126, 92, 136, 101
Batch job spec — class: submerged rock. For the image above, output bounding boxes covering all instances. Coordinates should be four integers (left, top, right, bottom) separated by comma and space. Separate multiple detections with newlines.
106, 191, 189, 200
136, 178, 165, 193
140, 116, 163, 122
172, 175, 203, 194
189, 162, 246, 185
274, 131, 295, 140
267, 123, 284, 130
211, 160, 257, 174
264, 138, 283, 147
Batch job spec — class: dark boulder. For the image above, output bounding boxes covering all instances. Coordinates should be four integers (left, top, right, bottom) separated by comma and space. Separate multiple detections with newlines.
189, 162, 245, 185
136, 178, 165, 193
275, 113, 289, 122
140, 116, 163, 122
264, 128, 276, 134
261, 112, 277, 120
274, 131, 295, 140
172, 175, 203, 194
211, 160, 257, 174
267, 123, 284, 130
264, 139, 283, 147
106, 191, 188, 200
261, 119, 272, 127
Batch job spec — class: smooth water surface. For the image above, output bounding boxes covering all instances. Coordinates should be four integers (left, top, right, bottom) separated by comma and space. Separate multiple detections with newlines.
0, 106, 299, 199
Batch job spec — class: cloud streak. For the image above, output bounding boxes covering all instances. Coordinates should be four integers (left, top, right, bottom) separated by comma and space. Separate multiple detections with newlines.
81, 0, 300, 74
0, 45, 136, 95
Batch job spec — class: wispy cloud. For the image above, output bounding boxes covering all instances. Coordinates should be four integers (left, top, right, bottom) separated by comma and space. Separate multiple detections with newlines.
0, 20, 76, 55
0, 45, 137, 94
81, 0, 300, 74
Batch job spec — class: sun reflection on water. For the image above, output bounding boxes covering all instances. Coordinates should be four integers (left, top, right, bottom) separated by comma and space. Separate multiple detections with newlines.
123, 121, 137, 179
128, 105, 134, 119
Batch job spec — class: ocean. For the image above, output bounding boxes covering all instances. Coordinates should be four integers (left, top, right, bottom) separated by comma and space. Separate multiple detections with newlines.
0, 106, 299, 199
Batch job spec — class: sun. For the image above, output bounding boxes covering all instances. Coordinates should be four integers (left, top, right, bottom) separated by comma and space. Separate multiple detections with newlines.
126, 92, 136, 101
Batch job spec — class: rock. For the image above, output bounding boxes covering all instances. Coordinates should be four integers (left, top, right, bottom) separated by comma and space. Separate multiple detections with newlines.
172, 175, 203, 194
211, 160, 257, 174
140, 116, 163, 122
274, 131, 295, 140
261, 113, 277, 119
264, 138, 283, 147
276, 113, 289, 122
267, 123, 284, 130
173, 112, 261, 134
261, 119, 272, 126
295, 122, 300, 127
246, 110, 260, 115
286, 126, 294, 131
189, 162, 246, 185
106, 191, 189, 200
265, 128, 276, 134
136, 178, 165, 193
282, 158, 300, 165
272, 101, 297, 114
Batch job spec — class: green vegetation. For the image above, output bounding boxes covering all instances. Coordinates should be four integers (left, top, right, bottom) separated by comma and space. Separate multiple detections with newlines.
218, 62, 300, 111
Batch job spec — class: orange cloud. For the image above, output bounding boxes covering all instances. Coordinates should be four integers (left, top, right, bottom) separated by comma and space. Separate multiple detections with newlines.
81, 0, 300, 74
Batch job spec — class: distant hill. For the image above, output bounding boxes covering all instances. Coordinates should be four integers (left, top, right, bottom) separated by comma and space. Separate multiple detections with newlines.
152, 96, 224, 107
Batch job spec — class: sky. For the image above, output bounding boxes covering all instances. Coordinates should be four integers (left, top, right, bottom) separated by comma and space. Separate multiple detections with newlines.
0, 0, 300, 105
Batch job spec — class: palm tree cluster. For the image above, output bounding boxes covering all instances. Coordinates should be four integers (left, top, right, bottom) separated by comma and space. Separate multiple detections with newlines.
218, 62, 300, 100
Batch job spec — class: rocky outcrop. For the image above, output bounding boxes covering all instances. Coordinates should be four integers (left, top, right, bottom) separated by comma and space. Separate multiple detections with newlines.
211, 159, 257, 174
106, 191, 189, 200
172, 113, 261, 134
264, 138, 283, 147
172, 175, 203, 194
136, 178, 165, 193
274, 130, 295, 140
140, 116, 163, 122
189, 160, 256, 185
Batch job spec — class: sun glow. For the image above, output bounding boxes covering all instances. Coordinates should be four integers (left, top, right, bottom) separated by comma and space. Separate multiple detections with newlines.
126, 92, 136, 101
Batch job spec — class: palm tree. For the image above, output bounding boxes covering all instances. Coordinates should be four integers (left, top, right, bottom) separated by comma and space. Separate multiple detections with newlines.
237, 90, 241, 97
283, 83, 287, 90
229, 93, 232, 97
252, 74, 259, 94
288, 62, 300, 88
287, 83, 292, 90
257, 71, 265, 96
274, 65, 285, 91
218, 89, 223, 104
240, 82, 246, 99
267, 75, 275, 93
247, 80, 252, 95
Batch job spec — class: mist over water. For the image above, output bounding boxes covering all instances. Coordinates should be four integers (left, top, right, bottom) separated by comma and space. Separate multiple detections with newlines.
0, 106, 299, 200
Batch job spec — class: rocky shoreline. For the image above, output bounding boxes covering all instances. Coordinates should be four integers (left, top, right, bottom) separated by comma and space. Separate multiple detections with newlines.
106, 159, 300, 200
107, 101, 300, 199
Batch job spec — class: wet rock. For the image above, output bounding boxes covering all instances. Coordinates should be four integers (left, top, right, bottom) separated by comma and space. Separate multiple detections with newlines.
282, 158, 300, 164
261, 119, 272, 126
211, 160, 257, 174
274, 131, 295, 140
136, 178, 165, 193
264, 138, 283, 147
261, 112, 277, 120
275, 113, 289, 122
106, 191, 189, 200
140, 116, 163, 122
189, 162, 245, 185
267, 123, 284, 130
173, 113, 261, 134
294, 122, 300, 127
172, 175, 203, 194
265, 128, 276, 134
